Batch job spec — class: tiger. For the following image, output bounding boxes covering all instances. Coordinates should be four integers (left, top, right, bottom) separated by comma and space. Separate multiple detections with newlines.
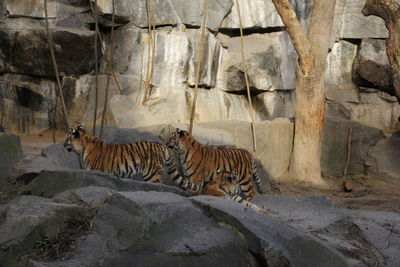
166, 128, 263, 200
201, 169, 270, 214
63, 126, 184, 184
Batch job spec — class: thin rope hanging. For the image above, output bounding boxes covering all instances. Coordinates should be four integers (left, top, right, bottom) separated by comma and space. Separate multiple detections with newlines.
91, 0, 99, 135
44, 0, 71, 129
142, 0, 156, 106
189, 0, 209, 134
99, 0, 116, 138
236, 0, 257, 155
89, 1, 123, 95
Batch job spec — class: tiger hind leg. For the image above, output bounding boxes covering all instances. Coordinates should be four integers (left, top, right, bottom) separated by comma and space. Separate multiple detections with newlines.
252, 160, 264, 194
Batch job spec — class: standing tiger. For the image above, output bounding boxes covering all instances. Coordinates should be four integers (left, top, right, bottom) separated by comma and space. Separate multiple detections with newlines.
63, 126, 183, 184
167, 128, 263, 200
202, 169, 270, 214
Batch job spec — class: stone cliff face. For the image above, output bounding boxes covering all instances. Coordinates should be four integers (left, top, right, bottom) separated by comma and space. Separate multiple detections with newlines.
0, 0, 398, 133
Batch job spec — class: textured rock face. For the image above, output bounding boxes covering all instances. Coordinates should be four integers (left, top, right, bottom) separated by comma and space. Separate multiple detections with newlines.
1, 0, 398, 136
321, 118, 385, 177
0, 133, 23, 190
2, 169, 374, 266
96, 0, 233, 31
220, 32, 296, 92
367, 131, 400, 185
336, 0, 388, 39
0, 28, 97, 77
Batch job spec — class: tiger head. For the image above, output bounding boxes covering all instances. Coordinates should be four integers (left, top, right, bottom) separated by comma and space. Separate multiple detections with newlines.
63, 126, 86, 152
216, 169, 241, 196
166, 128, 198, 151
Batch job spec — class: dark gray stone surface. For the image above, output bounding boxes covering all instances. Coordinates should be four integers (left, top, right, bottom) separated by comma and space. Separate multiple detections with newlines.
321, 118, 385, 177
367, 131, 400, 185
0, 28, 98, 77
23, 170, 187, 198
0, 195, 81, 267
0, 133, 23, 191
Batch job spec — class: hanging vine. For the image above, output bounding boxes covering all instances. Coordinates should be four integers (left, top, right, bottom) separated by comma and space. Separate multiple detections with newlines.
99, 0, 116, 138
236, 0, 257, 155
188, 0, 209, 134
142, 0, 156, 106
91, 0, 99, 135
89, 1, 123, 95
44, 0, 71, 129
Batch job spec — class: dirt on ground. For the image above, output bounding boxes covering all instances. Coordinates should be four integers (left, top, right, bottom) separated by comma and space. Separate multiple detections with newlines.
277, 175, 400, 214
19, 130, 400, 214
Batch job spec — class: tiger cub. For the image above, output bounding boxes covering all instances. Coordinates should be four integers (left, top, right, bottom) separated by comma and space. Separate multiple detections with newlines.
167, 128, 263, 200
202, 169, 270, 214
63, 126, 183, 184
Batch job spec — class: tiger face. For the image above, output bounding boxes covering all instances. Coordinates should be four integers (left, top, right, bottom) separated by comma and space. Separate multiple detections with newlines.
166, 128, 192, 150
63, 126, 86, 152
215, 169, 241, 196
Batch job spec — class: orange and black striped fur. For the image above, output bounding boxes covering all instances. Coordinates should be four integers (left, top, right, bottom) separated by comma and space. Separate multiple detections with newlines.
201, 169, 270, 214
63, 126, 182, 183
167, 128, 263, 200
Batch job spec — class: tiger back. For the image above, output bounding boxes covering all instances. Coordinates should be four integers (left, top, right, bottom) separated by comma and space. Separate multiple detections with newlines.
167, 128, 263, 200
63, 126, 181, 183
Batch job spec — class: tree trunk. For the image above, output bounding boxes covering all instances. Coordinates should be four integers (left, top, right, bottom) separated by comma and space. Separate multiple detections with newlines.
362, 0, 400, 103
272, 0, 336, 187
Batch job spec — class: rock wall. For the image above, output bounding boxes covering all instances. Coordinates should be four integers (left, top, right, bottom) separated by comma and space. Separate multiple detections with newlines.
1, 0, 398, 134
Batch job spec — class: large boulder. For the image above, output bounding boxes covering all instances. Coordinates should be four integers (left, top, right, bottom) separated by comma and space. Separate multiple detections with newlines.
367, 131, 400, 185
23, 170, 187, 198
0, 195, 81, 266
192, 196, 350, 266
321, 118, 385, 177
0, 133, 23, 191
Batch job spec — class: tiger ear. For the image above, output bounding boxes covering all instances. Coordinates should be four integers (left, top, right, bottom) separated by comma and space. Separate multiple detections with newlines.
77, 125, 86, 133
216, 169, 222, 174
176, 128, 185, 137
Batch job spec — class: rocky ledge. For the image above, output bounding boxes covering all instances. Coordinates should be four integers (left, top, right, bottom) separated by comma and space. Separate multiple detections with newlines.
0, 129, 399, 267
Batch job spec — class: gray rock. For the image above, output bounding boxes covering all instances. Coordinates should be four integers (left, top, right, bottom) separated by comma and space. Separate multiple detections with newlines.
220, 32, 297, 92
221, 0, 283, 29
325, 40, 359, 102
367, 131, 400, 185
359, 39, 389, 66
0, 133, 23, 191
255, 90, 295, 120
93, 126, 163, 144
191, 195, 351, 267
11, 143, 81, 185
23, 170, 187, 198
0, 74, 56, 133
337, 0, 388, 39
0, 28, 98, 77
37, 191, 254, 266
0, 195, 81, 266
348, 210, 400, 267
96, 0, 233, 31
253, 194, 347, 233
321, 118, 385, 177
